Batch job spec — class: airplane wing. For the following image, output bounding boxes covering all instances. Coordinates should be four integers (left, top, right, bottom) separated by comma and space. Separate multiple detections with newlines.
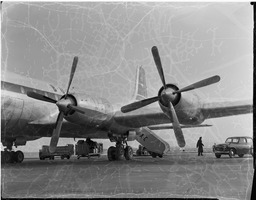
148, 124, 212, 130
201, 100, 253, 119
114, 99, 252, 128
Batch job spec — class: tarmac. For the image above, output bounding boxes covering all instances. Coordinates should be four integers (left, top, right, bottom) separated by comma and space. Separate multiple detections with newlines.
1, 152, 254, 199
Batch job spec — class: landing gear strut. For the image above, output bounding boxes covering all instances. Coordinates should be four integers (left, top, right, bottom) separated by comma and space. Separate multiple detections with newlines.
107, 137, 133, 161
1, 141, 24, 164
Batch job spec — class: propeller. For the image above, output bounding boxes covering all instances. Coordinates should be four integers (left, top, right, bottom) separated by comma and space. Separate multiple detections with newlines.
121, 46, 221, 148
121, 46, 220, 113
121, 96, 159, 113
27, 56, 83, 153
49, 112, 64, 153
27, 91, 57, 104
65, 56, 78, 99
173, 75, 220, 94
151, 46, 167, 89
167, 102, 185, 147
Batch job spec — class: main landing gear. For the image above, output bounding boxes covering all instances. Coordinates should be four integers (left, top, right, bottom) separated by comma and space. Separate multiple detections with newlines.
1, 141, 24, 164
107, 141, 133, 161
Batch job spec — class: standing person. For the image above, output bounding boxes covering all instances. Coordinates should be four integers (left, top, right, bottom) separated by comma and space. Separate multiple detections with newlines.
196, 137, 204, 156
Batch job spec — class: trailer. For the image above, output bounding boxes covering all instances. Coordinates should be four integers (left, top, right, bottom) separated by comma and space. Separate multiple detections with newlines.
39, 144, 74, 160
75, 139, 103, 159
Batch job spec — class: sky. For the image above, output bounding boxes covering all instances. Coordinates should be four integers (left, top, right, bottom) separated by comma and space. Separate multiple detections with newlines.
1, 2, 253, 152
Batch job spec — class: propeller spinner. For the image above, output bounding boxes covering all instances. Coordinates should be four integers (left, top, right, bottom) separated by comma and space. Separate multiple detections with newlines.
27, 56, 84, 153
121, 46, 220, 148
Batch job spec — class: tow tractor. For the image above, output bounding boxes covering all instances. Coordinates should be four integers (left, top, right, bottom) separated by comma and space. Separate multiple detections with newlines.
135, 145, 163, 158
135, 145, 150, 156
39, 144, 74, 160
75, 139, 103, 159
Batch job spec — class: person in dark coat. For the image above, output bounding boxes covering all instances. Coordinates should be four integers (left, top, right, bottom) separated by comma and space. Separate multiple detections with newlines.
196, 137, 204, 156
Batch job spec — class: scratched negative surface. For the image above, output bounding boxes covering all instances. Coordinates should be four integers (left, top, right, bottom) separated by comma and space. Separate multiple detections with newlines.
1, 2, 253, 199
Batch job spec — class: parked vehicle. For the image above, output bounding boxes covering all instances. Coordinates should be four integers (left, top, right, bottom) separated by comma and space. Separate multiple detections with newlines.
39, 144, 74, 160
213, 136, 253, 158
75, 139, 103, 159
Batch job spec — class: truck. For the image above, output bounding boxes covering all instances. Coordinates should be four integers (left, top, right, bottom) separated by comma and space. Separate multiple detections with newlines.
75, 139, 103, 159
39, 144, 74, 160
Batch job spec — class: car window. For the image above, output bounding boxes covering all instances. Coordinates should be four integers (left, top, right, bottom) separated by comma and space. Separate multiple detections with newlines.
239, 138, 246, 144
247, 138, 253, 144
232, 138, 239, 143
225, 138, 232, 143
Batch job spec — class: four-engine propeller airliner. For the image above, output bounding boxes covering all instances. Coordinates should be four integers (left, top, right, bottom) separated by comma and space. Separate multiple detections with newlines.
1, 46, 252, 163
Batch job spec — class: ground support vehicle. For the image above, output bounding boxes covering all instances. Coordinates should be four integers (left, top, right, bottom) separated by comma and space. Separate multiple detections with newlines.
75, 140, 103, 159
213, 136, 253, 158
39, 144, 74, 160
135, 145, 163, 158
135, 145, 150, 156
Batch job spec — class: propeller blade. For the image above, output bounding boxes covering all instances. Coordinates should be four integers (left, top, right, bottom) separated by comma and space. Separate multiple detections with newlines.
27, 91, 57, 104
151, 46, 166, 89
121, 96, 159, 113
174, 75, 220, 94
67, 104, 85, 114
167, 102, 186, 147
49, 112, 64, 153
65, 56, 78, 98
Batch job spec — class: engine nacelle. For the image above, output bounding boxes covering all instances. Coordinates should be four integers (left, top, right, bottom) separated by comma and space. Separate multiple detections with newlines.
127, 131, 137, 141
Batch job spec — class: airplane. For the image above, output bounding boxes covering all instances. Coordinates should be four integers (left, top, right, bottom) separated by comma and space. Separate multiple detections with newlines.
1, 46, 252, 164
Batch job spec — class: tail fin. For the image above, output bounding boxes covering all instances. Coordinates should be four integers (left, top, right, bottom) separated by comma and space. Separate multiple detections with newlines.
132, 66, 147, 101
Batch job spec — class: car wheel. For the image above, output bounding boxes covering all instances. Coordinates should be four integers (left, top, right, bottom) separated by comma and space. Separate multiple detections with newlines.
229, 149, 235, 158
238, 154, 244, 158
215, 153, 221, 158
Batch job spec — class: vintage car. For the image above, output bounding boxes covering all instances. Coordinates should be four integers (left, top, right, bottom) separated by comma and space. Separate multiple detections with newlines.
213, 136, 253, 158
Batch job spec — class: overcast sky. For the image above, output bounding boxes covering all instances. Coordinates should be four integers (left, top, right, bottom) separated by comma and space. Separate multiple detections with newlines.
1, 2, 253, 151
